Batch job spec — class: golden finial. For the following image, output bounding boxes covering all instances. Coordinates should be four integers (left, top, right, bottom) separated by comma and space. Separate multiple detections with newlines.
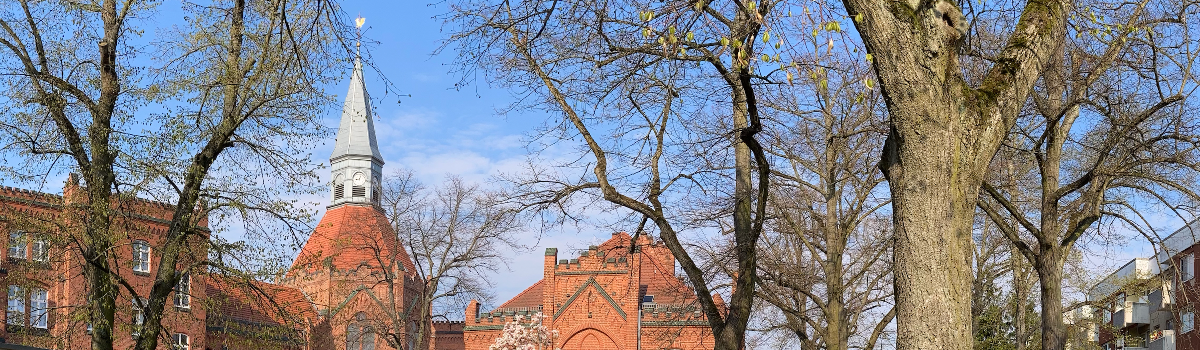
354, 15, 365, 53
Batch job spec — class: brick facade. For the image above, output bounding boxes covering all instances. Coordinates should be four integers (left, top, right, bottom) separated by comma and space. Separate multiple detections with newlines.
1088, 219, 1200, 350
0, 179, 209, 350
462, 232, 715, 350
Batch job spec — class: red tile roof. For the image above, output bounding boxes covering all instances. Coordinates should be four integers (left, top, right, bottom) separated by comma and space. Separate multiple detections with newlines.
205, 275, 316, 326
289, 205, 416, 276
498, 279, 544, 309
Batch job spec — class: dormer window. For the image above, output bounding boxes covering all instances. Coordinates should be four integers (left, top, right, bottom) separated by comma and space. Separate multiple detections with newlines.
132, 241, 151, 274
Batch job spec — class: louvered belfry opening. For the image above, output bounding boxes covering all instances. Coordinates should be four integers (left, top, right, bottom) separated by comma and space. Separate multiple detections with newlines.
352, 186, 366, 198
335, 184, 345, 199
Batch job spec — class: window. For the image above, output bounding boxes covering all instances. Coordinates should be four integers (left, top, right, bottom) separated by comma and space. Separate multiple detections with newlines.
1183, 311, 1195, 333
132, 298, 146, 338
8, 231, 25, 260
7, 285, 23, 326
132, 241, 150, 273
174, 273, 191, 309
334, 174, 345, 199
31, 239, 48, 263
1184, 253, 1195, 282
30, 288, 46, 329
352, 186, 366, 198
172, 333, 189, 350
347, 312, 375, 350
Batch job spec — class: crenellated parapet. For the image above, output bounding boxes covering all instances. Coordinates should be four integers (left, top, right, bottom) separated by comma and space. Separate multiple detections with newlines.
639, 303, 709, 327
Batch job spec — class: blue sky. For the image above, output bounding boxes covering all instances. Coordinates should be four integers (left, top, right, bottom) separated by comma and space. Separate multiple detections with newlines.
0, 0, 1171, 321
309, 0, 624, 306
0, 0, 621, 309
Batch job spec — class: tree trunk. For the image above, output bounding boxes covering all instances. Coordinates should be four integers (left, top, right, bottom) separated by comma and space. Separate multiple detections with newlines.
1037, 248, 1067, 350
1013, 253, 1029, 350
880, 105, 982, 350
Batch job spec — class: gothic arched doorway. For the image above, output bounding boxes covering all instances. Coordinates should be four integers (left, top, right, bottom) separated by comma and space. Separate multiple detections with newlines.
561, 328, 620, 350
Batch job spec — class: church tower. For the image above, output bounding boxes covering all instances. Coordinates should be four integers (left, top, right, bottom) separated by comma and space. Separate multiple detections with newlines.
284, 38, 424, 350
329, 56, 384, 207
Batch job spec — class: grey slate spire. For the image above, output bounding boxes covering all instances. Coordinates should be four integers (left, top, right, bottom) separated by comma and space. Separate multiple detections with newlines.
329, 57, 384, 208
331, 58, 383, 163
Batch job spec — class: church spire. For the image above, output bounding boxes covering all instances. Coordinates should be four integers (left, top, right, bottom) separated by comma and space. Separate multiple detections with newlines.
329, 16, 383, 208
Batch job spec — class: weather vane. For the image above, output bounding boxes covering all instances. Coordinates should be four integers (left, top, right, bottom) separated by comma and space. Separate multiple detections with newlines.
355, 15, 365, 56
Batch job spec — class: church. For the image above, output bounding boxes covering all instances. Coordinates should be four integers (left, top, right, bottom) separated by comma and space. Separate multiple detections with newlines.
0, 45, 714, 350
462, 233, 717, 350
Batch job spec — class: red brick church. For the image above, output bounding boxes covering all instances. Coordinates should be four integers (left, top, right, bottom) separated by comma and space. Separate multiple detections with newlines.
0, 47, 714, 350
463, 233, 716, 350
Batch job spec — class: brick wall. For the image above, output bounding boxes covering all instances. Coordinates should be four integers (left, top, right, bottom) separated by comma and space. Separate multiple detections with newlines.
0, 181, 209, 350
463, 232, 713, 350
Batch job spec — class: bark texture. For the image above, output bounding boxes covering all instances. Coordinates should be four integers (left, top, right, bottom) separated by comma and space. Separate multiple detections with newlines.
837, 0, 1072, 348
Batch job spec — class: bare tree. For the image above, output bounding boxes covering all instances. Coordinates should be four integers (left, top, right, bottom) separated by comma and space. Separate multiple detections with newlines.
443, 1, 792, 348
827, 0, 1196, 346
378, 171, 522, 350
753, 47, 895, 350
0, 1, 354, 349
976, 0, 1200, 344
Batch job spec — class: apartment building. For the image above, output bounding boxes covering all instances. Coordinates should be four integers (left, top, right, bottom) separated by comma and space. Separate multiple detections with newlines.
1088, 220, 1200, 350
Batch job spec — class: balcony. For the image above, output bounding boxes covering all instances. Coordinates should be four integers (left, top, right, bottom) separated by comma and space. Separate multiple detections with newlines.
1149, 287, 1173, 311
1113, 302, 1150, 328
1150, 330, 1175, 350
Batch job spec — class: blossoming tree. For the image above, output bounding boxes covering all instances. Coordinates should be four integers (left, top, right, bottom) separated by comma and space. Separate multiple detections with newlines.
489, 313, 560, 350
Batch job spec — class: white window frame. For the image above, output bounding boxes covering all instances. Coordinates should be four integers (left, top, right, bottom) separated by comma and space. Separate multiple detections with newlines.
132, 297, 146, 338
30, 288, 47, 329
7, 285, 24, 326
173, 333, 189, 350
31, 238, 48, 263
132, 241, 151, 274
174, 272, 191, 309
1183, 311, 1195, 333
8, 231, 26, 260
1184, 253, 1196, 282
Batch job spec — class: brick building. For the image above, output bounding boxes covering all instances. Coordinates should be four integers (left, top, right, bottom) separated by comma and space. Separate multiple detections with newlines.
1087, 219, 1200, 350
0, 181, 210, 350
462, 232, 716, 350
0, 54, 457, 350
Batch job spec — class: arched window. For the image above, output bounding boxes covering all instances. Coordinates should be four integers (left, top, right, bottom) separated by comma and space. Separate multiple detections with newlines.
347, 312, 375, 350
346, 323, 359, 350
334, 174, 345, 199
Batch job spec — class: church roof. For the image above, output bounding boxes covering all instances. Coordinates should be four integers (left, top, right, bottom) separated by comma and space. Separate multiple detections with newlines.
289, 205, 416, 276
206, 274, 316, 326
330, 58, 383, 164
498, 279, 544, 309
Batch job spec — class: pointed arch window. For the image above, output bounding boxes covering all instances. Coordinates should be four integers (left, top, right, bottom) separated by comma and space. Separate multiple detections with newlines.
347, 312, 375, 350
